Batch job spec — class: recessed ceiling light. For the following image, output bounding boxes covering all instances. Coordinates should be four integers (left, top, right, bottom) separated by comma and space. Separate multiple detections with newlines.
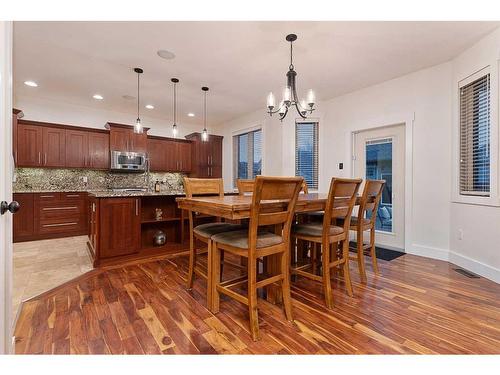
187, 113, 195, 117
122, 95, 135, 100
93, 94, 104, 100
157, 49, 176, 60
145, 104, 154, 109
24, 80, 38, 87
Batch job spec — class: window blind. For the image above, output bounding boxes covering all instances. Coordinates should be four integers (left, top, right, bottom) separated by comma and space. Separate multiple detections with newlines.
233, 129, 262, 186
459, 74, 490, 196
295, 122, 319, 190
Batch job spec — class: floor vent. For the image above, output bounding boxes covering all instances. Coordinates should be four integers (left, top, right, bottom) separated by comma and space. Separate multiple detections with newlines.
453, 268, 480, 278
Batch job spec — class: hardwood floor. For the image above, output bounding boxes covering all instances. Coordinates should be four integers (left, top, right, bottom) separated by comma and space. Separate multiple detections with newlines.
14, 251, 500, 354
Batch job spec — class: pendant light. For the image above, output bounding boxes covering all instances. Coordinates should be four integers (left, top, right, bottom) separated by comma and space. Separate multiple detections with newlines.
171, 78, 179, 137
201, 86, 209, 142
134, 67, 144, 134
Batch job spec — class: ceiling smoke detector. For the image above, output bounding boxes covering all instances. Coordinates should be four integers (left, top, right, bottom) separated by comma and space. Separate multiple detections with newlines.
157, 49, 176, 60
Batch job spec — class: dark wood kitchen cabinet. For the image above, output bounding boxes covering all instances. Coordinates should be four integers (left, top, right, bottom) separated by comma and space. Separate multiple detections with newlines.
12, 193, 35, 242
43, 127, 66, 167
65, 129, 110, 169
98, 197, 141, 259
107, 122, 149, 153
13, 192, 88, 242
185, 132, 223, 178
17, 122, 43, 167
17, 120, 65, 167
147, 135, 192, 172
12, 108, 23, 164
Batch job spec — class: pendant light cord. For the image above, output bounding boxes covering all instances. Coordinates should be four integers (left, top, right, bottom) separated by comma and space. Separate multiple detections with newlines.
137, 72, 140, 120
173, 81, 177, 125
203, 90, 207, 129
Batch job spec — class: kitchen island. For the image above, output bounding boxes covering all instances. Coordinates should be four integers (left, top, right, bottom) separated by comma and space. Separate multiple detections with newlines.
87, 191, 191, 267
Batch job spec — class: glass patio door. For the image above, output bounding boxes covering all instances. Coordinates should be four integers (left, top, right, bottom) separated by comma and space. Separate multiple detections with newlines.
353, 124, 405, 250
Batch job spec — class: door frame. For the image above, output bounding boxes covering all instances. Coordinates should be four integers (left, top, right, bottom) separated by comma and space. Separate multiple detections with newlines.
345, 112, 414, 253
0, 21, 14, 354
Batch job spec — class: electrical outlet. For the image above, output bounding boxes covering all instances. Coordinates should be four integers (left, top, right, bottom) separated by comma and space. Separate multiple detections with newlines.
458, 229, 463, 240
82, 176, 88, 183
12, 336, 16, 347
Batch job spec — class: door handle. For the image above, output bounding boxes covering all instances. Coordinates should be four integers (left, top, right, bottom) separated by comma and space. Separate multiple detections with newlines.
1, 201, 20, 215
135, 199, 139, 216
38, 152, 41, 165
44, 153, 47, 165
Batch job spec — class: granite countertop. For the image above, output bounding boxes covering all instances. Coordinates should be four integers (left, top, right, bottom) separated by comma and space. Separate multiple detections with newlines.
88, 190, 186, 198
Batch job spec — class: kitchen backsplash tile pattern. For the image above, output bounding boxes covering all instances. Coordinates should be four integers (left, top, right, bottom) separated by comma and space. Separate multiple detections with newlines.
13, 168, 185, 193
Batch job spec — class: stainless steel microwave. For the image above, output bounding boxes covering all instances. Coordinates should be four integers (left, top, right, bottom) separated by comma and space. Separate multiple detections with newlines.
110, 151, 147, 172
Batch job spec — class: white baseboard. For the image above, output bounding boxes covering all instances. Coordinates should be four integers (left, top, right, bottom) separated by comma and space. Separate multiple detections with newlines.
406, 243, 450, 261
449, 251, 500, 284
404, 243, 500, 284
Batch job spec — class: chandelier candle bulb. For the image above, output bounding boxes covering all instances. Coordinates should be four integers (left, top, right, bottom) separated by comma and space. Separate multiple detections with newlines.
307, 89, 316, 106
267, 92, 276, 109
283, 86, 291, 104
300, 100, 308, 115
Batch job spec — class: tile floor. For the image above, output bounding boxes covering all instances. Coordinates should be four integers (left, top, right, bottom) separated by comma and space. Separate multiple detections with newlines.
13, 235, 92, 318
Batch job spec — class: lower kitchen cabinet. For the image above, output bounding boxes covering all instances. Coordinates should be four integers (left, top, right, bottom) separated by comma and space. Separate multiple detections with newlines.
98, 197, 141, 259
13, 192, 88, 242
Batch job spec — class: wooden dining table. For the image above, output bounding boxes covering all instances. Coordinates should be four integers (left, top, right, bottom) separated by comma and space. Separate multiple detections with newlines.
176, 193, 355, 309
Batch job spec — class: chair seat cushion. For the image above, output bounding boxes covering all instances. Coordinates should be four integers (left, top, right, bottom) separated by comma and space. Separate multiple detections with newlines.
193, 223, 243, 238
212, 230, 283, 249
292, 223, 344, 237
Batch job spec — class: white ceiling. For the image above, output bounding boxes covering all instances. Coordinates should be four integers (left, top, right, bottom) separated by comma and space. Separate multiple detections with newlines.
13, 21, 500, 127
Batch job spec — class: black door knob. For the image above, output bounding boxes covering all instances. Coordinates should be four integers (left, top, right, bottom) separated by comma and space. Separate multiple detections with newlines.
0, 201, 20, 215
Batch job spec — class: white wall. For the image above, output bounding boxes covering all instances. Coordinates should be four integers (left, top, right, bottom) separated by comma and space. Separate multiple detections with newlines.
449, 28, 500, 282
14, 95, 203, 138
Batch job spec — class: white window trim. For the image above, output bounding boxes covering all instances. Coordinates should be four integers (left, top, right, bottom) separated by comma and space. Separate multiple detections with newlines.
295, 119, 320, 192
452, 64, 499, 207
231, 125, 263, 189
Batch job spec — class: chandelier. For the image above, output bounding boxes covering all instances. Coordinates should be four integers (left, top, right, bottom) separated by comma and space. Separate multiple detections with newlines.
266, 34, 316, 121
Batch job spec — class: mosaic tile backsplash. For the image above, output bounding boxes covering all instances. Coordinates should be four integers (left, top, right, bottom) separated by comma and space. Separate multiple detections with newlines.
13, 168, 186, 193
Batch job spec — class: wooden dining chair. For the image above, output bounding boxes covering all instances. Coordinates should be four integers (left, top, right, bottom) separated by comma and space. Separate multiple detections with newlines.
236, 179, 255, 195
290, 177, 362, 309
183, 178, 242, 297
348, 179, 385, 282
211, 176, 304, 341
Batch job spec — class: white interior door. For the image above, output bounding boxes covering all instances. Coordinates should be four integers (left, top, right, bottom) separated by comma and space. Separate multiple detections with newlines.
353, 124, 405, 250
0, 21, 14, 354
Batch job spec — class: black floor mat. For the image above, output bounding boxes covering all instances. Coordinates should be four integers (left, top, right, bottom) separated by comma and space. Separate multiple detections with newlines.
349, 241, 405, 261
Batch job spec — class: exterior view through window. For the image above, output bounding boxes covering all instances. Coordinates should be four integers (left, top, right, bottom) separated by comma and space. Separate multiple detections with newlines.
295, 122, 318, 189
233, 129, 262, 184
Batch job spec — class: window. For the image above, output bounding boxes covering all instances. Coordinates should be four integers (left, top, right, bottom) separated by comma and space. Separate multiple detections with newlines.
295, 122, 319, 190
459, 73, 490, 196
233, 129, 262, 185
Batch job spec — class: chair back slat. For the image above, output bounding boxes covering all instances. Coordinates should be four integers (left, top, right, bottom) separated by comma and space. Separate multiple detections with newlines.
237, 179, 255, 196
323, 178, 362, 234
248, 176, 303, 252
358, 179, 385, 225
184, 178, 224, 198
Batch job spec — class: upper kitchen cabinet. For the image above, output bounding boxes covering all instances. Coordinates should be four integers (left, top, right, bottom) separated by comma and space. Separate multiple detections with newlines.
185, 132, 223, 178
17, 120, 66, 167
107, 122, 149, 153
66, 129, 110, 169
17, 121, 43, 167
12, 108, 24, 164
147, 135, 192, 172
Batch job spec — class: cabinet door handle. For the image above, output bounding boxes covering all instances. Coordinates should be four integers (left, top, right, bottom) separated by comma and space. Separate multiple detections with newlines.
42, 206, 78, 211
44, 153, 47, 165
135, 199, 139, 216
66, 194, 80, 197
40, 195, 55, 198
42, 222, 77, 227
38, 152, 41, 165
